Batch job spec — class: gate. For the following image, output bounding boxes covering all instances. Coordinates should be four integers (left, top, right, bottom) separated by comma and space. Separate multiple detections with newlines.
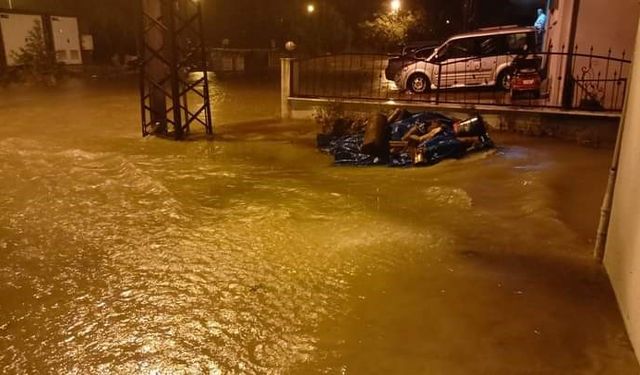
286, 46, 631, 114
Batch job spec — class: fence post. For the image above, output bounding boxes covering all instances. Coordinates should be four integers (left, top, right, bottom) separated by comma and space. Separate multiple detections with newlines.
436, 63, 442, 105
281, 57, 295, 119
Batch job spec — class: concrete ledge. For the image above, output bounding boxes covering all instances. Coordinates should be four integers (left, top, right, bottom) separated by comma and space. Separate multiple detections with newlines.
289, 96, 622, 120
289, 96, 621, 148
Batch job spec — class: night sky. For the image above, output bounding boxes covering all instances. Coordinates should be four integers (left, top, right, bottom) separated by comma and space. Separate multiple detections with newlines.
201, 0, 545, 46
3, 0, 546, 55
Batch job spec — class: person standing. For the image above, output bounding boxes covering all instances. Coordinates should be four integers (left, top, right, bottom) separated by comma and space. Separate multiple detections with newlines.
534, 8, 547, 51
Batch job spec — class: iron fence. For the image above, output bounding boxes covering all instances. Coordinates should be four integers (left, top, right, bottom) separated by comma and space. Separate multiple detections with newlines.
290, 46, 631, 113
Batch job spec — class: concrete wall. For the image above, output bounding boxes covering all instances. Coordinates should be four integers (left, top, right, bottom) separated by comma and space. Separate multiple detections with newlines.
605, 15, 640, 362
545, 0, 577, 105
574, 0, 639, 58
544, 0, 639, 106
546, 0, 639, 57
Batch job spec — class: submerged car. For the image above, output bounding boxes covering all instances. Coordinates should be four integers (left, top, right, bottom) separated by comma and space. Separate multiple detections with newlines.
392, 26, 538, 93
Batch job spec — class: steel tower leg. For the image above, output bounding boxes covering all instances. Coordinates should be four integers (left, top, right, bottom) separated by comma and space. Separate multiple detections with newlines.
140, 0, 213, 139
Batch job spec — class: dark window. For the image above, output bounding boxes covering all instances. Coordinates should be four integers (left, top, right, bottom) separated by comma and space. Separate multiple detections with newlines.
477, 36, 506, 57
415, 48, 433, 59
443, 39, 477, 59
506, 32, 534, 53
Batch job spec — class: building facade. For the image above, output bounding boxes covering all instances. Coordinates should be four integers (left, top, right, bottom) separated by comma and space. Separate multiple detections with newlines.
545, 0, 640, 106
604, 12, 640, 364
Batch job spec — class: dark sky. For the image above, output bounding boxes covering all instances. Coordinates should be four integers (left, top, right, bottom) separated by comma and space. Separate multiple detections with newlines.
202, 0, 544, 47
5, 0, 546, 52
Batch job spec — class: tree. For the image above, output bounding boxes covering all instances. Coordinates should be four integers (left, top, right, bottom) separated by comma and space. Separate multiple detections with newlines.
360, 9, 427, 51
10, 20, 60, 85
290, 2, 351, 54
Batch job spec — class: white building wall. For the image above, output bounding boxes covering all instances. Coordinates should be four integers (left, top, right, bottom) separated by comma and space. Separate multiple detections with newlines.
544, 0, 639, 106
573, 0, 638, 109
605, 15, 640, 363
545, 0, 577, 106
574, 0, 639, 58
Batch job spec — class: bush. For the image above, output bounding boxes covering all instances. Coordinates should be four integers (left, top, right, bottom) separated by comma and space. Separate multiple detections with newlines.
313, 103, 368, 136
10, 20, 63, 86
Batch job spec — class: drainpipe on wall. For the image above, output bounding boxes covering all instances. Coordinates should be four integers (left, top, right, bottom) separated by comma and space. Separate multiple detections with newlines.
594, 116, 626, 262
594, 52, 636, 263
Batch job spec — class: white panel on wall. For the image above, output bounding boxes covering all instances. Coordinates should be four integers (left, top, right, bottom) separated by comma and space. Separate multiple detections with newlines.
0, 13, 44, 67
50, 16, 83, 65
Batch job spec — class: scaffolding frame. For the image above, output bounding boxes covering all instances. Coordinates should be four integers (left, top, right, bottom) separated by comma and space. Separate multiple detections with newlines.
139, 0, 213, 139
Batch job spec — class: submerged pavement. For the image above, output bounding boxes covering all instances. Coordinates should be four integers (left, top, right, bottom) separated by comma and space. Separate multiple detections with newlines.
0, 78, 638, 374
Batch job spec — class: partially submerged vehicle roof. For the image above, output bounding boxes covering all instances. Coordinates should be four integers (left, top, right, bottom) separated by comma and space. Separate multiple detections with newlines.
447, 26, 536, 41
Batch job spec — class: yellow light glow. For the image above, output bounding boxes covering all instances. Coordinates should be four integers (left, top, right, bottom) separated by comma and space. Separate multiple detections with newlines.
390, 0, 401, 13
307, 4, 316, 14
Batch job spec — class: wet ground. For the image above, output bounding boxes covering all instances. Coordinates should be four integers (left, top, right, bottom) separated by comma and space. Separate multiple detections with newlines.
0, 77, 638, 374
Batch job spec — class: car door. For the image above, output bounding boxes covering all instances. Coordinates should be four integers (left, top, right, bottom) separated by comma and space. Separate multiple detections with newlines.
475, 35, 507, 85
465, 54, 484, 86
435, 38, 478, 88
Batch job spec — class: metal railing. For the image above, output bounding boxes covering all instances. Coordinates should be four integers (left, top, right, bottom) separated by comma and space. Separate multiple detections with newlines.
289, 46, 631, 113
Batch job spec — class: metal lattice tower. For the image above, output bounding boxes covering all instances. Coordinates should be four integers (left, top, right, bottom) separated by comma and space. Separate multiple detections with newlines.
139, 0, 213, 139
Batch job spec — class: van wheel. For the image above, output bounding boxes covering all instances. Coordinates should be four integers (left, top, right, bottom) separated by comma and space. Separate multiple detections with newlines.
497, 69, 514, 91
408, 73, 431, 94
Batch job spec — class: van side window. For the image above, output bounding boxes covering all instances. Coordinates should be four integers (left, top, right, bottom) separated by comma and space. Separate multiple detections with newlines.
506, 33, 531, 53
477, 36, 505, 57
443, 39, 476, 59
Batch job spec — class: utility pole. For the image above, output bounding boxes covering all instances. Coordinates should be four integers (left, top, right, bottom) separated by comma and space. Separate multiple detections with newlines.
139, 0, 213, 139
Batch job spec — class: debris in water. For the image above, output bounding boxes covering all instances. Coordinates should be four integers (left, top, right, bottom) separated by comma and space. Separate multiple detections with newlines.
317, 110, 495, 167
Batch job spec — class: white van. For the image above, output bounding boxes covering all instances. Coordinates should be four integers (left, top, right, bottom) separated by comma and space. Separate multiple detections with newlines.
393, 26, 538, 93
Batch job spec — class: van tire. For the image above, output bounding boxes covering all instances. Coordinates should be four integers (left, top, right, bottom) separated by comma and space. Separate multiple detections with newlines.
408, 73, 431, 94
497, 69, 514, 91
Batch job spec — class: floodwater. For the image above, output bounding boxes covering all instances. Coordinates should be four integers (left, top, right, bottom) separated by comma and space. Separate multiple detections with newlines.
0, 77, 638, 374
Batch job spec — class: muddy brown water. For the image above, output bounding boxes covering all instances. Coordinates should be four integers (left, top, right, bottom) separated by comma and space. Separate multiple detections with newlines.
0, 78, 638, 374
